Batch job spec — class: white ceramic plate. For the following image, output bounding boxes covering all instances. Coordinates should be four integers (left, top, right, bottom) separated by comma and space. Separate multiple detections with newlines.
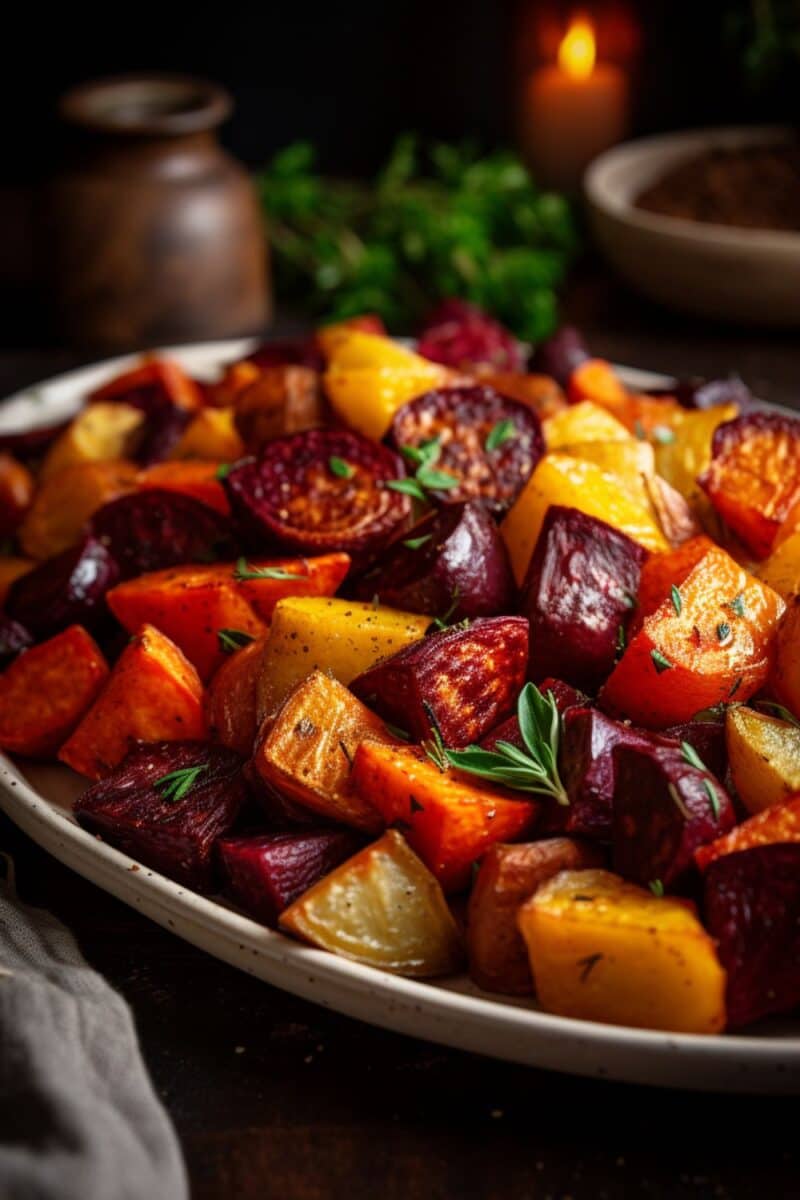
2, 340, 799, 1094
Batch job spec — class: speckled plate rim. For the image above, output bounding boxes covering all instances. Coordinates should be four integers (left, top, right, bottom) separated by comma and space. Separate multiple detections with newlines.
2, 339, 799, 1095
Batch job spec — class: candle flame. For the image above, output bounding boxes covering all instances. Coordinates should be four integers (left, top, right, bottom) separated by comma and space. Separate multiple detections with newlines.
558, 15, 596, 80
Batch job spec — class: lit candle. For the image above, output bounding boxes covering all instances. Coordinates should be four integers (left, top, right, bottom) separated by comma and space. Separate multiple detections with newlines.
521, 14, 629, 191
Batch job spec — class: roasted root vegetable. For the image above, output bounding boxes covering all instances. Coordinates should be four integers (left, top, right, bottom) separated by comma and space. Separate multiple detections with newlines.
40, 403, 145, 479
90, 489, 236, 579
89, 358, 202, 412
279, 829, 464, 976
652, 404, 739, 529
351, 742, 538, 892
219, 830, 362, 926
695, 794, 800, 872
5, 535, 119, 640
770, 598, 800, 719
169, 406, 244, 462
205, 637, 265, 757
416, 299, 524, 372
254, 670, 396, 833
467, 839, 604, 995
255, 596, 430, 722
700, 413, 800, 558
757, 528, 800, 601
74, 741, 247, 891
543, 400, 631, 449
59, 624, 206, 779
0, 626, 109, 757
704, 844, 800, 1027
351, 616, 528, 748
388, 385, 544, 517
0, 452, 34, 536
233, 367, 325, 450
601, 544, 785, 727
351, 501, 515, 621
224, 430, 411, 565
0, 556, 33, 606
477, 372, 565, 421
519, 505, 646, 691
530, 325, 590, 387
500, 454, 667, 585
518, 868, 726, 1033
725, 705, 800, 814
629, 535, 714, 635
107, 567, 266, 681
136, 461, 230, 514
19, 460, 138, 560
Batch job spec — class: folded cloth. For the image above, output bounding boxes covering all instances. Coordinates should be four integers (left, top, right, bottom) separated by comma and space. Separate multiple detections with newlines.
0, 854, 188, 1200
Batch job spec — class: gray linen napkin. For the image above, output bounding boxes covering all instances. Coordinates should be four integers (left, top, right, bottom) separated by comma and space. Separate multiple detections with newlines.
0, 855, 188, 1200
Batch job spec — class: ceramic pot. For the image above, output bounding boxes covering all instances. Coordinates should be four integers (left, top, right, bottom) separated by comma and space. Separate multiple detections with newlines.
46, 74, 271, 350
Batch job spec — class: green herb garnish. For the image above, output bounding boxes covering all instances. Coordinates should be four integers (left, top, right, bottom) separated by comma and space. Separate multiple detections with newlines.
233, 557, 298, 581
431, 587, 462, 631
716, 622, 731, 642
328, 455, 355, 479
651, 649, 673, 674
485, 419, 517, 452
703, 778, 721, 820
670, 584, 682, 616
649, 879, 665, 898
652, 426, 676, 445
680, 741, 706, 772
394, 436, 459, 499
154, 763, 209, 804
402, 534, 432, 550
668, 781, 691, 819
215, 463, 232, 481
421, 702, 449, 772
217, 628, 256, 654
633, 419, 646, 441
386, 477, 427, 502
615, 625, 627, 658
445, 682, 568, 805
384, 722, 411, 742
755, 700, 800, 729
728, 593, 746, 618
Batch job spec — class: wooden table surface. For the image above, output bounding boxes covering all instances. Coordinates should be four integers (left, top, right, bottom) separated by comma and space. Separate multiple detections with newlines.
2, 274, 799, 1200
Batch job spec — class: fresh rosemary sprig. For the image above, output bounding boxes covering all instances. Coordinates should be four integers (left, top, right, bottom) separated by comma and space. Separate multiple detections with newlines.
233, 557, 298, 581
421, 702, 449, 772
680, 741, 721, 820
154, 763, 209, 803
217, 628, 256, 654
445, 682, 568, 805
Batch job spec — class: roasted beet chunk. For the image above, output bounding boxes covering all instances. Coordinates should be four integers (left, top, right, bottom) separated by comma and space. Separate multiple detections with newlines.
613, 739, 735, 890
542, 707, 650, 841
5, 535, 119, 640
704, 844, 800, 1028
417, 299, 525, 372
91, 489, 236, 578
670, 375, 755, 412
351, 501, 514, 620
218, 830, 361, 926
244, 337, 324, 372
519, 506, 647, 692
351, 615, 529, 747
388, 385, 544, 517
74, 741, 248, 891
0, 614, 33, 668
529, 326, 590, 387
223, 430, 411, 565
663, 716, 728, 783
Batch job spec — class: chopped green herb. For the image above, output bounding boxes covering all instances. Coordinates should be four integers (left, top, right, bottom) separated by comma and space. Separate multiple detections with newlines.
728, 593, 746, 618
214, 463, 232, 481
670, 584, 682, 616
649, 879, 665, 898
651, 648, 673, 674
154, 763, 209, 804
615, 625, 627, 658
217, 628, 256, 654
716, 622, 731, 642
652, 426, 676, 445
623, 590, 638, 610
703, 778, 721, 820
386, 477, 427, 502
485, 419, 517, 452
668, 781, 691, 820
432, 587, 462, 630
728, 675, 744, 698
416, 465, 459, 491
233, 557, 298, 581
577, 952, 604, 982
680, 741, 707, 772
755, 700, 800, 729
402, 534, 432, 550
384, 721, 410, 742
633, 419, 646, 440
421, 701, 449, 772
328, 455, 355, 479
338, 739, 353, 767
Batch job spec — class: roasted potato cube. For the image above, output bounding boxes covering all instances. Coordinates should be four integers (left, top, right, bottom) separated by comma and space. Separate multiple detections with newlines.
770, 598, 800, 720
40, 403, 145, 480
726, 705, 800, 814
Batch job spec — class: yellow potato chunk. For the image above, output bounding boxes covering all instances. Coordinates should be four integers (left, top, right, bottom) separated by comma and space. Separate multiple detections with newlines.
543, 400, 632, 449
500, 453, 668, 585
280, 829, 464, 977
654, 404, 738, 529
726, 704, 800, 814
758, 530, 800, 601
518, 869, 726, 1033
771, 600, 800, 718
41, 403, 145, 480
256, 596, 430, 721
170, 406, 244, 461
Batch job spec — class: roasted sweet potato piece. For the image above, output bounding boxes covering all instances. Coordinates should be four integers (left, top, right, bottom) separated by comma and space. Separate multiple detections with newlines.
58, 623, 206, 779
519, 506, 646, 692
566, 358, 629, 411
695, 794, 800, 872
0, 452, 34, 536
255, 597, 430, 722
612, 738, 735, 890
205, 360, 261, 409
279, 829, 464, 977
205, 637, 265, 757
351, 742, 538, 893
704, 844, 800, 1027
0, 557, 33, 606
19, 460, 138, 560
467, 839, 604, 995
351, 616, 529, 748
351, 501, 515, 622
478, 371, 566, 421
171, 406, 245, 461
0, 626, 109, 758
136, 461, 230, 515
254, 670, 396, 832
5, 535, 119, 640
601, 544, 785, 727
500, 453, 667, 586
234, 366, 325, 451
219, 829, 362, 926
107, 567, 265, 681
231, 553, 350, 621
74, 741, 247, 892
757, 528, 800, 601
725, 705, 800, 814
518, 868, 726, 1033
700, 412, 800, 558
40, 403, 145, 480
629, 536, 715, 636
770, 597, 800, 719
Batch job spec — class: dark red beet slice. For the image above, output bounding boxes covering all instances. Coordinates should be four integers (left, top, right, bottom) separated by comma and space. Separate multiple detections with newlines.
90, 489, 236, 579
218, 830, 361, 926
5, 535, 119, 640
480, 678, 587, 753
417, 300, 525, 372
519, 505, 647, 692
0, 614, 33, 668
529, 326, 590, 387
351, 501, 514, 620
351, 615, 528, 748
98, 380, 192, 465
0, 419, 70, 460
223, 430, 411, 564
663, 716, 728, 784
542, 707, 651, 841
74, 741, 248, 892
704, 844, 800, 1028
612, 739, 735, 890
388, 385, 544, 517
244, 338, 324, 372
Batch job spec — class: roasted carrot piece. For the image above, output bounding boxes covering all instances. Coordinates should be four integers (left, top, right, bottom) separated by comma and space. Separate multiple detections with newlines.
0, 452, 34, 536
58, 623, 206, 779
231, 553, 350, 620
90, 357, 202, 411
695, 794, 800, 872
136, 461, 230, 515
107, 567, 266, 681
567, 359, 629, 412
478, 371, 566, 421
351, 742, 538, 893
0, 557, 33, 607
19, 460, 138, 559
205, 637, 266, 757
630, 535, 715, 635
602, 543, 785, 727
205, 361, 261, 408
0, 626, 109, 758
